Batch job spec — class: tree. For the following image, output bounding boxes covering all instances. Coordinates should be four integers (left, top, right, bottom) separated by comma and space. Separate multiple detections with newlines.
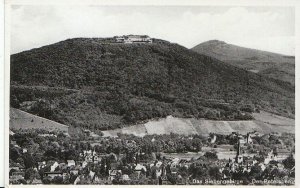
178, 166, 189, 178
205, 110, 218, 120
63, 174, 70, 184
42, 176, 52, 184
208, 166, 221, 180
189, 163, 208, 180
10, 94, 20, 108
166, 174, 177, 185
18, 179, 27, 184
65, 148, 80, 160
23, 153, 36, 169
253, 155, 265, 163
26, 142, 40, 154
283, 154, 295, 169
9, 169, 17, 176
10, 147, 21, 161
204, 151, 218, 160
25, 168, 37, 180
192, 138, 202, 151
52, 176, 63, 184
249, 164, 263, 180
112, 171, 122, 184
269, 168, 280, 180
29, 99, 54, 119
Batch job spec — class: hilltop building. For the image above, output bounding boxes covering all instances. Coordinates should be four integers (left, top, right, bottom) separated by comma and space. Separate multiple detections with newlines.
114, 35, 152, 43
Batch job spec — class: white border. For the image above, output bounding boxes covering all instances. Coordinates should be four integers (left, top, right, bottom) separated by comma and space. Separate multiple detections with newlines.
4, 0, 300, 187
4, 1, 10, 187
4, 0, 299, 6
0, 0, 4, 187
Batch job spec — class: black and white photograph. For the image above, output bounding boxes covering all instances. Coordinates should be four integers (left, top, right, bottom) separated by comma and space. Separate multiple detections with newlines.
6, 1, 296, 186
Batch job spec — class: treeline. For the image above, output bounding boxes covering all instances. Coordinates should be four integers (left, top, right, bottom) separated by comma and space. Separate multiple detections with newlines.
11, 86, 255, 131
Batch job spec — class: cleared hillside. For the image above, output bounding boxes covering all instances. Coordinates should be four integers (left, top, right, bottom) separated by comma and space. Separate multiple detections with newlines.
192, 40, 295, 85
10, 107, 69, 132
10, 107, 293, 137
10, 37, 294, 131
102, 112, 294, 137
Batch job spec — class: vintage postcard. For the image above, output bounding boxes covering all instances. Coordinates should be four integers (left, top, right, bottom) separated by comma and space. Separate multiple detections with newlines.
5, 0, 298, 186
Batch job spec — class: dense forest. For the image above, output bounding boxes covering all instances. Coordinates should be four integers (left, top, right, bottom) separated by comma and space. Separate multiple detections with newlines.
10, 38, 295, 131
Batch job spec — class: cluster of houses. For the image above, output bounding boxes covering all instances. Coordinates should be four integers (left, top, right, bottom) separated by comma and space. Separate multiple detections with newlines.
114, 35, 153, 43
9, 130, 294, 185
9, 164, 26, 183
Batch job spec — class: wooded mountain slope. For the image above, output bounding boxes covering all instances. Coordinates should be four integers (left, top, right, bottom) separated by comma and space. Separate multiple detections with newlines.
10, 38, 294, 131
192, 40, 295, 85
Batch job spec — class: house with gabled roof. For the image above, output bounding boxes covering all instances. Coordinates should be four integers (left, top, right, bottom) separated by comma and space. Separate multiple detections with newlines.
11, 171, 25, 181
37, 161, 46, 170
67, 160, 75, 167
44, 171, 63, 179
108, 170, 122, 181
48, 161, 59, 172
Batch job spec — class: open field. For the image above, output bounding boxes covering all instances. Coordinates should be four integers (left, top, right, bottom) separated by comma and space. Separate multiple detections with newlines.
10, 107, 294, 137
162, 144, 290, 161
253, 111, 295, 126
10, 108, 69, 132
102, 111, 294, 137
161, 151, 240, 160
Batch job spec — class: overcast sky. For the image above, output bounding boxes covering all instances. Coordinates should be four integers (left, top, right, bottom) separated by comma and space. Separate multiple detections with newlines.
11, 5, 295, 55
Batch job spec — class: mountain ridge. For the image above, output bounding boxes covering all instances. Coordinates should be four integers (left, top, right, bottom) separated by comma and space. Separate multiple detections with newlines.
192, 40, 295, 85
198, 40, 294, 57
10, 37, 294, 131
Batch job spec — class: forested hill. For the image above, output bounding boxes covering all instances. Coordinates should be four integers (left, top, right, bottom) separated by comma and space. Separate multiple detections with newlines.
192, 40, 295, 85
10, 38, 295, 131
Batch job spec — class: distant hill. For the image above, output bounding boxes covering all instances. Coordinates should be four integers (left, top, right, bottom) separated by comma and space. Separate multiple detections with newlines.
10, 37, 294, 131
192, 40, 295, 85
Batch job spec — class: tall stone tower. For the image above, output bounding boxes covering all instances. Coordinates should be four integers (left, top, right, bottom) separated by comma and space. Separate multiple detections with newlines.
235, 140, 243, 163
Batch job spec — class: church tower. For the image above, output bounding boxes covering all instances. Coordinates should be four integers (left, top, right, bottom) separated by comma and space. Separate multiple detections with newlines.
235, 139, 243, 163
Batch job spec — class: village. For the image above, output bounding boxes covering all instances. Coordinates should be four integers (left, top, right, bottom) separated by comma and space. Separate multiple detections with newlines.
9, 128, 295, 185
